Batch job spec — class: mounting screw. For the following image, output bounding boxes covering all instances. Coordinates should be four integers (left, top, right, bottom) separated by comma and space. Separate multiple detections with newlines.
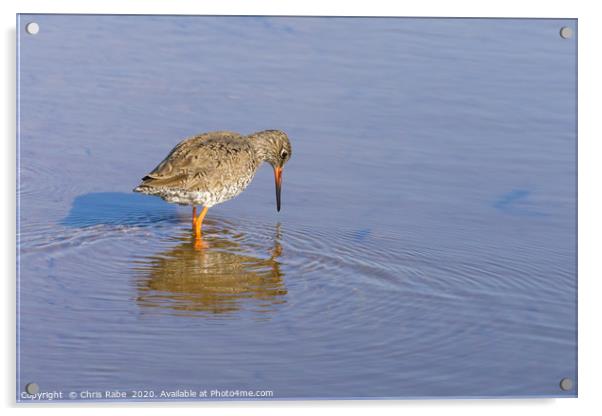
559, 26, 573, 39
559, 377, 573, 391
25, 22, 40, 35
25, 383, 39, 395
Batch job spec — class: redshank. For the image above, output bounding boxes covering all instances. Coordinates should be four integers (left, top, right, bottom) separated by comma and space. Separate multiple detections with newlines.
133, 130, 292, 243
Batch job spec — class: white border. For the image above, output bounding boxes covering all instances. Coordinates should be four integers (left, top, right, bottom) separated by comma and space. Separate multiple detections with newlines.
3, 1, 601, 415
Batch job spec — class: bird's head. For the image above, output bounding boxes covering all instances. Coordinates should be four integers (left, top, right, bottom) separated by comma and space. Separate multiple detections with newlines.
248, 130, 292, 212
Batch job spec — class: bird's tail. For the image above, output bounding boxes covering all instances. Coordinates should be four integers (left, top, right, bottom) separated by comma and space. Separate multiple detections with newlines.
133, 173, 185, 194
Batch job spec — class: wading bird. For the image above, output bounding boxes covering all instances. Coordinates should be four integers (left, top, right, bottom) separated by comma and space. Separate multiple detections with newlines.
134, 130, 292, 246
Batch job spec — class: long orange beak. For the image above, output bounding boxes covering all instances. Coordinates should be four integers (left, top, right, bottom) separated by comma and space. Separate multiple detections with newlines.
274, 166, 283, 212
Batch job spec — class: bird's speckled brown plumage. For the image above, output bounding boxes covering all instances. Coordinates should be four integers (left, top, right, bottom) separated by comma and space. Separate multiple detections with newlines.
134, 130, 292, 208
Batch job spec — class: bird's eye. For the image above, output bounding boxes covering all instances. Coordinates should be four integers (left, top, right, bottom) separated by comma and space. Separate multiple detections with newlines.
280, 150, 288, 159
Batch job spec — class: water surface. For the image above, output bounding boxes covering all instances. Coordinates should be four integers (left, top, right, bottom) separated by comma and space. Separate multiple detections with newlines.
17, 15, 577, 400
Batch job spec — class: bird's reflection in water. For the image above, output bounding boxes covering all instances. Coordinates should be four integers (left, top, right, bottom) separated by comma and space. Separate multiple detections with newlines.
134, 222, 286, 317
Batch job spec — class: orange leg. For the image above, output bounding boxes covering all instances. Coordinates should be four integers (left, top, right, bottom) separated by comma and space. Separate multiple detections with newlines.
192, 206, 197, 229
194, 206, 209, 240
193, 207, 209, 250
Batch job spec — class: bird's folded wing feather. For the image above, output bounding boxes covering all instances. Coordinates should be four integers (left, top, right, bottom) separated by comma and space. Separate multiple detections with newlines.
139, 131, 245, 191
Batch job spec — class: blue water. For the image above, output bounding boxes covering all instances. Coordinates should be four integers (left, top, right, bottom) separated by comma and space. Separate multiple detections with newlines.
17, 15, 577, 400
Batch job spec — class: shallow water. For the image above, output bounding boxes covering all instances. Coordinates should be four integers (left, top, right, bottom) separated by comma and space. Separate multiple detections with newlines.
17, 16, 576, 399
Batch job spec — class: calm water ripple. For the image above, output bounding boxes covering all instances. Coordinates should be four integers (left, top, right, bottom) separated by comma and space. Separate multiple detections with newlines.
17, 15, 576, 399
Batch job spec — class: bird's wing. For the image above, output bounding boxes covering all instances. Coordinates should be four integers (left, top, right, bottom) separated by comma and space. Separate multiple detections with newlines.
138, 131, 247, 191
